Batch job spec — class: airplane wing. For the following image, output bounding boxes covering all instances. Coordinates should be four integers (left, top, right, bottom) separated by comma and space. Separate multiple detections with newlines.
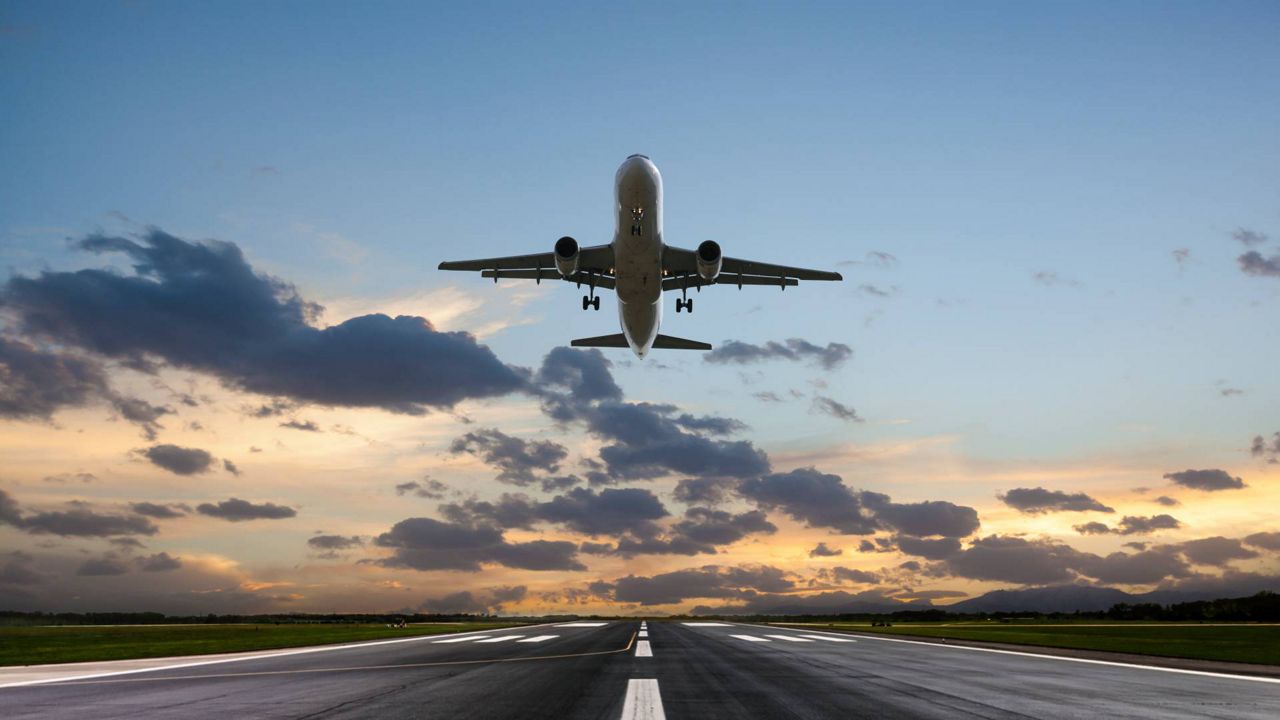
439, 245, 616, 288
660, 245, 842, 291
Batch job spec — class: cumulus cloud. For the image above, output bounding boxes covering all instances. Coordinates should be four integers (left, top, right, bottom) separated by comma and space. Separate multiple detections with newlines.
1153, 495, 1180, 507
1244, 532, 1280, 550
279, 419, 321, 432
1237, 251, 1280, 278
0, 228, 527, 414
1232, 228, 1269, 246
418, 585, 528, 614
1251, 433, 1280, 464
373, 517, 583, 572
672, 477, 738, 505
137, 552, 182, 572
307, 534, 363, 559
77, 556, 130, 576
704, 339, 852, 370
141, 444, 214, 476
127, 502, 189, 519
196, 498, 297, 522
1, 489, 158, 537
596, 565, 794, 605
809, 542, 843, 558
739, 468, 980, 539
449, 428, 569, 488
1177, 537, 1258, 566
110, 397, 172, 440
1074, 521, 1113, 535
0, 337, 110, 420
893, 535, 962, 560
1163, 469, 1246, 491
998, 487, 1114, 514
395, 479, 449, 499
828, 566, 878, 584
1115, 514, 1181, 535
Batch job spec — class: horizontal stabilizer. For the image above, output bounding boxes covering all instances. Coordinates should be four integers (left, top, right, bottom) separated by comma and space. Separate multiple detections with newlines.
653, 334, 712, 351
570, 333, 712, 351
571, 333, 629, 348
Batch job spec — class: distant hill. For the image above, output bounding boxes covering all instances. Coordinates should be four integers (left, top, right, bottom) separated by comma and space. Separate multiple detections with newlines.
949, 585, 1134, 613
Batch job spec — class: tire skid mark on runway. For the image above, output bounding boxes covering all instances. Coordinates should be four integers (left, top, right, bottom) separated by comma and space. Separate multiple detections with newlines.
8, 632, 639, 688
740, 623, 1280, 685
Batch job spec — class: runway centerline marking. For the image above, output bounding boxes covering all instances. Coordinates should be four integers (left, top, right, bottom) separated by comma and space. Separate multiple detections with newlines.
620, 678, 665, 720
764, 634, 813, 642
740, 623, 1280, 685
729, 634, 769, 642
0, 622, 559, 689
3, 631, 639, 688
516, 635, 557, 643
638, 631, 648, 638
475, 636, 522, 643
635, 640, 653, 657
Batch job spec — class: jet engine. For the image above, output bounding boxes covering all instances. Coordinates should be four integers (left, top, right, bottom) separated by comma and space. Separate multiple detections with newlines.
555, 236, 580, 277
696, 240, 722, 281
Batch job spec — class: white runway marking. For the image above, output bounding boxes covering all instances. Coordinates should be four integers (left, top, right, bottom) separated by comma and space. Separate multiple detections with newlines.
799, 634, 856, 643
638, 630, 648, 638
556, 622, 609, 627
619, 678, 665, 720
474, 636, 522, 643
516, 635, 558, 643
432, 635, 491, 644
764, 634, 813, 642
730, 634, 770, 642
0, 623, 560, 689
681, 622, 731, 627
740, 624, 1280, 685
635, 640, 653, 657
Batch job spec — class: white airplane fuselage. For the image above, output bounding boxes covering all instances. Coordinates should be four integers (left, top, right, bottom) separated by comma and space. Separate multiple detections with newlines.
612, 155, 664, 357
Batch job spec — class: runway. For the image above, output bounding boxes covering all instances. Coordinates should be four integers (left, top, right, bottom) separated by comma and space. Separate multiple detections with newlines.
3, 621, 1277, 719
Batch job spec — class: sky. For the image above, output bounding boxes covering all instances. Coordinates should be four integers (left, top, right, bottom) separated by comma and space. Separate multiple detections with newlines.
1, 1, 1278, 616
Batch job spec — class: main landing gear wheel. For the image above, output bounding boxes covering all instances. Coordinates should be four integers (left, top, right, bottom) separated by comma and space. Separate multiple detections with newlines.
676, 298, 693, 314
582, 295, 600, 311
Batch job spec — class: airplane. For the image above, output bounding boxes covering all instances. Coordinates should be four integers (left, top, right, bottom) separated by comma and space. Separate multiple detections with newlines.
438, 155, 843, 357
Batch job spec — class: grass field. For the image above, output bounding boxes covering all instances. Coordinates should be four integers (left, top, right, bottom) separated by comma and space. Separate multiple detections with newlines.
774, 622, 1280, 665
0, 622, 526, 667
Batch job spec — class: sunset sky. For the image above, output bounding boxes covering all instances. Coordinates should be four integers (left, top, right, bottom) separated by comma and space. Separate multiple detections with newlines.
2, 2, 1278, 616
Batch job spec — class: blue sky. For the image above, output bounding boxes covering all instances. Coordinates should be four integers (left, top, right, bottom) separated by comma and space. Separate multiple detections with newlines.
1, 2, 1278, 614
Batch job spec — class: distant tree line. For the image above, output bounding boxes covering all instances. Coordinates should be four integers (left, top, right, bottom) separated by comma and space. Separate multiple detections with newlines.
2, 592, 1276, 626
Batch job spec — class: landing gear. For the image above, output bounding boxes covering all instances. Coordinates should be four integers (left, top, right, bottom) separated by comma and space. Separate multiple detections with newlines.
676, 298, 693, 314
581, 295, 600, 311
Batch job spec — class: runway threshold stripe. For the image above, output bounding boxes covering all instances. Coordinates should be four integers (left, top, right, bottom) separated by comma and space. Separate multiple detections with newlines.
764, 635, 813, 642
433, 636, 491, 643
516, 635, 558, 643
799, 635, 856, 643
619, 678, 665, 720
638, 631, 648, 637
740, 624, 1280, 685
475, 636, 522, 643
730, 634, 769, 642
635, 640, 653, 657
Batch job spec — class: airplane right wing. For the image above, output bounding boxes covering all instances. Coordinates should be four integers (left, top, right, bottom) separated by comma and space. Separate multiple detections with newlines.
439, 244, 616, 288
661, 245, 842, 291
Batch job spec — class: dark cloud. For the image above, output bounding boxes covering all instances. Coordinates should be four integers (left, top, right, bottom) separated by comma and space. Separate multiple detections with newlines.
1177, 537, 1259, 566
223, 459, 241, 476
418, 585, 528, 614
1115, 514, 1181, 535
141, 444, 214, 476
1251, 433, 1280, 464
588, 402, 770, 481
110, 397, 172, 440
943, 535, 1083, 585
374, 516, 583, 572
0, 229, 527, 414
307, 535, 363, 551
673, 477, 737, 505
1172, 248, 1190, 267
1163, 469, 1245, 491
752, 391, 782, 403
535, 487, 669, 538
672, 414, 748, 436
812, 396, 862, 422
828, 567, 879, 584
109, 537, 147, 551
704, 339, 852, 370
857, 284, 898, 298
1075, 546, 1191, 585
0, 553, 42, 585
809, 542, 842, 558
1, 489, 158, 537
1237, 251, 1280, 277
77, 556, 130, 576
1232, 228, 1269, 246
395, 479, 449, 499
739, 468, 980, 539
0, 337, 110, 420
893, 535, 962, 560
665, 507, 776, 548
998, 487, 1114, 514
534, 347, 622, 422
127, 502, 189, 519
599, 565, 794, 605
1244, 532, 1280, 550
279, 419, 321, 432
1153, 495, 1180, 507
196, 498, 296, 522
1074, 521, 1112, 535
449, 428, 568, 487
137, 552, 182, 572
43, 472, 97, 484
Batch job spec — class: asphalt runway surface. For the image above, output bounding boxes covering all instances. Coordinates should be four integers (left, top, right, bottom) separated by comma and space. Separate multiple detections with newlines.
3, 621, 1278, 719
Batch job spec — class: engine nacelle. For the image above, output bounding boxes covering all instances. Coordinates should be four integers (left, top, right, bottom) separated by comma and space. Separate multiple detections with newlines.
696, 240, 722, 281
554, 236, 579, 277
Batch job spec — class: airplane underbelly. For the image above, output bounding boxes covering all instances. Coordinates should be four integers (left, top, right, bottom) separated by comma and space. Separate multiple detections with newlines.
614, 234, 662, 304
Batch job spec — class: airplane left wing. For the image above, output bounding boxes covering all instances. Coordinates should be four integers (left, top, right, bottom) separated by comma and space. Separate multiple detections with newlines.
439, 244, 615, 287
661, 245, 842, 291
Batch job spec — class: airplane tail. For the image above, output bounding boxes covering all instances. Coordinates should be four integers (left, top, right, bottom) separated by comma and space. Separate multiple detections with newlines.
570, 333, 712, 351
